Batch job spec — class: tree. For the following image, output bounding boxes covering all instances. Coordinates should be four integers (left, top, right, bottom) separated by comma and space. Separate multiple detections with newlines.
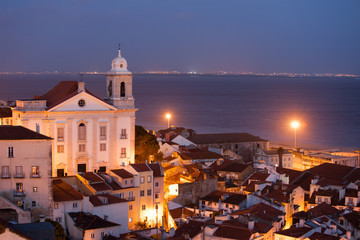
277, 147, 284, 168
135, 125, 162, 163
45, 219, 66, 240
134, 219, 150, 230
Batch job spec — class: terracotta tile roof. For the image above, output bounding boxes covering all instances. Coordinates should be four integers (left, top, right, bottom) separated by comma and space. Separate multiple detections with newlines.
275, 227, 312, 238
53, 179, 83, 202
249, 172, 270, 182
222, 220, 272, 234
90, 182, 112, 191
0, 126, 52, 140
291, 172, 313, 191
80, 172, 104, 183
33, 81, 111, 110
343, 211, 360, 228
213, 225, 255, 240
169, 207, 195, 219
219, 162, 250, 173
200, 190, 236, 202
180, 149, 222, 160
345, 188, 358, 197
90, 194, 128, 207
130, 163, 152, 172
111, 169, 134, 179
188, 133, 267, 144
276, 167, 302, 183
307, 163, 360, 183
306, 202, 340, 218
0, 107, 12, 118
209, 159, 233, 172
68, 212, 119, 230
148, 163, 164, 177
173, 220, 217, 238
231, 202, 284, 223
222, 194, 247, 205
308, 232, 341, 240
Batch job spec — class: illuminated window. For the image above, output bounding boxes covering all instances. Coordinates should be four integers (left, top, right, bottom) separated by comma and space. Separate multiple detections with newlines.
33, 187, 38, 192
142, 205, 146, 210
54, 203, 59, 209
129, 217, 133, 223
32, 166, 39, 177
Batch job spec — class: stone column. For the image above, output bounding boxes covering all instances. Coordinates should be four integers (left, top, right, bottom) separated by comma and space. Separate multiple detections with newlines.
67, 119, 74, 176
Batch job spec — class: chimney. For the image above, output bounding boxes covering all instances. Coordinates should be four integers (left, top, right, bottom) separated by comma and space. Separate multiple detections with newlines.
299, 218, 305, 227
248, 216, 254, 230
346, 230, 351, 239
39, 215, 45, 222
78, 82, 85, 93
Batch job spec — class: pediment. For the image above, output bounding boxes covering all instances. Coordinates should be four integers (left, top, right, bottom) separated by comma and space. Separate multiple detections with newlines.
48, 92, 117, 112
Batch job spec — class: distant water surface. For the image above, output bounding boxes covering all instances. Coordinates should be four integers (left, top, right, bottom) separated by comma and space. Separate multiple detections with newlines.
0, 74, 359, 149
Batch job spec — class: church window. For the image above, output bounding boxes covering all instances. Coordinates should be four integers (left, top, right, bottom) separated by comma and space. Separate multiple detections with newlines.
100, 126, 106, 140
108, 80, 113, 97
78, 99, 85, 107
78, 123, 86, 140
57, 145, 64, 153
100, 143, 106, 151
121, 129, 127, 139
120, 148, 126, 158
79, 144, 86, 152
120, 82, 125, 97
57, 127, 64, 141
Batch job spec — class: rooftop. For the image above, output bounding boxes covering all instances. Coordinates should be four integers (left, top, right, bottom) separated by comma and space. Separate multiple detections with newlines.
68, 212, 119, 230
52, 179, 84, 202
110, 169, 134, 179
130, 163, 152, 172
0, 126, 52, 140
89, 194, 127, 207
188, 133, 267, 144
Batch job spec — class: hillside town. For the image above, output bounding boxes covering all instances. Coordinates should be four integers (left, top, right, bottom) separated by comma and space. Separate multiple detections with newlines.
0, 50, 360, 240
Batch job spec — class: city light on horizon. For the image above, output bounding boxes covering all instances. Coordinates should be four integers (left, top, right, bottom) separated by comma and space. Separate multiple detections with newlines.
291, 120, 300, 148
165, 113, 171, 128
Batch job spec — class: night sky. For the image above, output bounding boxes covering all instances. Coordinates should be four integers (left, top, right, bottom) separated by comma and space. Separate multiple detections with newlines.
1, 0, 359, 74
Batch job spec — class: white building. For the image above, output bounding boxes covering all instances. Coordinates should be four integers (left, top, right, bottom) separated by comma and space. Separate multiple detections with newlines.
254, 148, 293, 169
11, 48, 137, 176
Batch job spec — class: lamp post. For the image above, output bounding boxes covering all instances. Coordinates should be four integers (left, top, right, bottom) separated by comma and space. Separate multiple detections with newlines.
291, 121, 300, 149
165, 113, 171, 128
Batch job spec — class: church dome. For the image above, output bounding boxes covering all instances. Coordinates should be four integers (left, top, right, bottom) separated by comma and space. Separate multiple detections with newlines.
108, 49, 131, 74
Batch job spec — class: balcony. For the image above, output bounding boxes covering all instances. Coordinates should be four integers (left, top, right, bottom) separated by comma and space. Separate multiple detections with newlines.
1, 173, 11, 179
14, 172, 25, 178
126, 196, 135, 201
30, 172, 41, 178
14, 190, 26, 197
120, 135, 128, 140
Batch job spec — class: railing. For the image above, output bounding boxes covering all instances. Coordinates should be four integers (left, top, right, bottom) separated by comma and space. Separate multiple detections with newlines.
30, 172, 41, 178
14, 172, 25, 178
14, 190, 26, 197
126, 196, 135, 201
120, 135, 128, 139
57, 137, 64, 142
1, 173, 11, 179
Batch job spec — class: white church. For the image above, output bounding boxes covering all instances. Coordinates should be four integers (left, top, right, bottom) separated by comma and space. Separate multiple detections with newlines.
12, 49, 137, 177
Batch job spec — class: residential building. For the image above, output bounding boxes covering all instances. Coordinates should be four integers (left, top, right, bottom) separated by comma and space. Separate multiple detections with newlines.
0, 126, 53, 222
254, 148, 293, 169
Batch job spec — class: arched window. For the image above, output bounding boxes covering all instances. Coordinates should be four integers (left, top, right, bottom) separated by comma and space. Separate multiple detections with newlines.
78, 123, 86, 140
120, 82, 125, 97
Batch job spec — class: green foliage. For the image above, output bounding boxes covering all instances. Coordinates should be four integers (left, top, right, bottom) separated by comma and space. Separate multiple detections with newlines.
134, 219, 149, 230
45, 219, 66, 240
135, 125, 162, 163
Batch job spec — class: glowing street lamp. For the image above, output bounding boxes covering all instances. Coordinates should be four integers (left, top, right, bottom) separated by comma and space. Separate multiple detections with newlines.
291, 121, 300, 148
165, 113, 171, 128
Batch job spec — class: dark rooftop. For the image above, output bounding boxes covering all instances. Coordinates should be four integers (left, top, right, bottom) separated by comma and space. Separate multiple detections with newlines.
53, 179, 84, 202
0, 126, 52, 140
111, 169, 134, 179
188, 133, 267, 144
68, 212, 119, 230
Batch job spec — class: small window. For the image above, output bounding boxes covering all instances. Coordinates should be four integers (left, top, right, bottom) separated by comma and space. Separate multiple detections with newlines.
100, 143, 106, 151
8, 147, 14, 158
121, 129, 127, 139
101, 232, 105, 237
54, 203, 59, 209
125, 180, 128, 185
32, 201, 36, 207
155, 182, 159, 187
140, 176, 145, 184
147, 176, 151, 183
142, 205, 146, 210
91, 233, 95, 238
99, 166, 106, 173
147, 189, 152, 196
155, 193, 159, 199
31, 166, 39, 177
57, 145, 64, 153
100, 126, 106, 140
129, 204, 133, 210
78, 99, 85, 107
78, 123, 86, 140
55, 217, 62, 223
120, 82, 125, 97
73, 203, 78, 208
33, 187, 38, 192
120, 148, 126, 158
129, 217, 133, 223
140, 190, 144, 197
79, 144, 86, 152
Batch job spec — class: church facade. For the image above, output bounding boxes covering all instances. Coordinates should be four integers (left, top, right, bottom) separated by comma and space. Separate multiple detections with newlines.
12, 49, 137, 176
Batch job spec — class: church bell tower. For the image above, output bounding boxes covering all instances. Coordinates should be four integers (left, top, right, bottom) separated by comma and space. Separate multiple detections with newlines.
105, 47, 135, 109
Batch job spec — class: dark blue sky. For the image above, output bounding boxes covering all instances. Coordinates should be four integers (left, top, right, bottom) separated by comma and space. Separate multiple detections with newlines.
1, 0, 359, 74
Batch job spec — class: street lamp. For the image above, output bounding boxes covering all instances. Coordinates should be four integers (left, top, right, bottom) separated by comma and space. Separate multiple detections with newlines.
165, 113, 171, 128
291, 121, 300, 148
